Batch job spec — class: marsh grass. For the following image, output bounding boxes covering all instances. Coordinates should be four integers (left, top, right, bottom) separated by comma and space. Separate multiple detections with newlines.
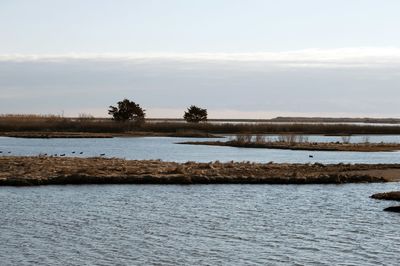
230, 134, 309, 146
140, 121, 400, 135
1, 114, 400, 135
0, 114, 127, 132
1, 156, 397, 185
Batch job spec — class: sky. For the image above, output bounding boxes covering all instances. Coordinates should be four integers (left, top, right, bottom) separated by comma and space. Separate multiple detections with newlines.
1, 0, 400, 118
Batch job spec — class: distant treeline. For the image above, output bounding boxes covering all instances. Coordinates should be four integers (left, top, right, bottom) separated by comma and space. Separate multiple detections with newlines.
1, 114, 400, 135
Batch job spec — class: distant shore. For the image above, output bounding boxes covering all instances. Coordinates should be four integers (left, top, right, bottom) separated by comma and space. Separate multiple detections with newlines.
1, 156, 400, 186
0, 131, 219, 139
179, 140, 400, 152
2, 115, 400, 137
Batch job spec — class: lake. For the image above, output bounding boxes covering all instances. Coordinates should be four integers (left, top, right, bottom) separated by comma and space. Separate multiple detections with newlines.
1, 135, 400, 164
1, 183, 400, 265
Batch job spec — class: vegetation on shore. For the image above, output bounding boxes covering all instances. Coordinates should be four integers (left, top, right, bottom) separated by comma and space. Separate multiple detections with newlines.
184, 105, 208, 123
108, 99, 208, 124
2, 114, 400, 136
2, 98, 399, 137
179, 134, 400, 152
1, 130, 219, 139
108, 99, 146, 123
1, 156, 399, 186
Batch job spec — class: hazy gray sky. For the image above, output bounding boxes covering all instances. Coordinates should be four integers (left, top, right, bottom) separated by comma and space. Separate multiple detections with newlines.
1, 0, 399, 118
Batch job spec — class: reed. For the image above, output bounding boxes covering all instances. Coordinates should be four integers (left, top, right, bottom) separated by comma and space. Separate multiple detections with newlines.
2, 114, 400, 135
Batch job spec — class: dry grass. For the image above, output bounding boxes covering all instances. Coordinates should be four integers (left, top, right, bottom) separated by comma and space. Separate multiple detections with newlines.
1, 156, 398, 186
0, 114, 127, 133
141, 121, 400, 135
180, 134, 400, 152
2, 114, 400, 135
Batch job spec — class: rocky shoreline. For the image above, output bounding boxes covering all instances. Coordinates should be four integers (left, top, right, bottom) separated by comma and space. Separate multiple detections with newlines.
371, 191, 400, 201
1, 156, 400, 186
371, 191, 400, 212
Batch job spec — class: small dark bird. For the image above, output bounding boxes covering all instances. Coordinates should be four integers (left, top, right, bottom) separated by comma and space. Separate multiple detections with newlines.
309, 155, 314, 158
100, 153, 105, 156
60, 154, 65, 157
72, 151, 76, 154
0, 151, 2, 153
54, 154, 58, 156
79, 152, 83, 154
7, 151, 11, 154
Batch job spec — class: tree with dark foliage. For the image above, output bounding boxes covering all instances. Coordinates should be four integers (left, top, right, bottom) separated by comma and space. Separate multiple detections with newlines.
183, 105, 208, 123
108, 99, 145, 123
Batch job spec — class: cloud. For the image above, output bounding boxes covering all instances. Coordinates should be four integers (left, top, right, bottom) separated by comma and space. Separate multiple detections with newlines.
0, 48, 399, 118
2, 47, 400, 67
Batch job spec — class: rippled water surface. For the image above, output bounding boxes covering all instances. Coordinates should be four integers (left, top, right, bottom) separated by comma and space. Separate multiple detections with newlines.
1, 183, 400, 265
1, 135, 400, 163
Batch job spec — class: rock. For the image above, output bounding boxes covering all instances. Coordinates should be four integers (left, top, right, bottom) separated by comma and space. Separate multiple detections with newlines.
371, 191, 400, 201
384, 206, 400, 212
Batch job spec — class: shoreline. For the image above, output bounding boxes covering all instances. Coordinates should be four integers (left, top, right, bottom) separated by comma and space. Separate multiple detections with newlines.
2, 131, 400, 141
1, 156, 400, 186
3, 116, 400, 136
179, 140, 400, 152
0, 131, 221, 139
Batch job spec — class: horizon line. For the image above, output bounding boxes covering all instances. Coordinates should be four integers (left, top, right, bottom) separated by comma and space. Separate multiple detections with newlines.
2, 47, 400, 61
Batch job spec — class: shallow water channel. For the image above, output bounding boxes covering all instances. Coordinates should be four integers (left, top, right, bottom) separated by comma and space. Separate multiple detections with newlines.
1, 135, 400, 164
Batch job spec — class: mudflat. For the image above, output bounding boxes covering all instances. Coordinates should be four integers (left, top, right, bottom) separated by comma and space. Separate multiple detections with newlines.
1, 156, 400, 186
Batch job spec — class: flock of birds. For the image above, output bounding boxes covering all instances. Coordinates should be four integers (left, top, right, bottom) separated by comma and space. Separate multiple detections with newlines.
0, 150, 314, 158
0, 150, 106, 157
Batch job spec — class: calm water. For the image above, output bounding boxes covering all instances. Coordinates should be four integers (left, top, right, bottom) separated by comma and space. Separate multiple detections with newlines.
2, 136, 400, 265
1, 183, 400, 265
1, 135, 400, 163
